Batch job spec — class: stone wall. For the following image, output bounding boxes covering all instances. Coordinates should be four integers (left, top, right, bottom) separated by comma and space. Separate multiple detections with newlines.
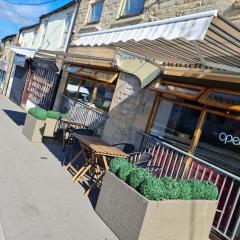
72, 0, 240, 42
101, 72, 155, 148
70, 0, 240, 146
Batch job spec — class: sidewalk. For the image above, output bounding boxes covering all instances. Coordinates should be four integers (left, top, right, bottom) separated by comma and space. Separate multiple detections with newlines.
0, 96, 118, 240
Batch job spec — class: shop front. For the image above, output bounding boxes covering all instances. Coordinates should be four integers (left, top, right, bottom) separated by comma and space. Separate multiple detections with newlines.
148, 78, 240, 176
58, 63, 118, 135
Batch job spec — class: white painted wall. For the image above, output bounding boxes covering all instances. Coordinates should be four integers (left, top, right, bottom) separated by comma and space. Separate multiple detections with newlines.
18, 27, 38, 48
36, 5, 75, 51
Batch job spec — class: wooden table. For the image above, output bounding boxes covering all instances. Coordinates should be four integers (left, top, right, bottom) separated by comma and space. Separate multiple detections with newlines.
60, 118, 87, 149
66, 134, 128, 196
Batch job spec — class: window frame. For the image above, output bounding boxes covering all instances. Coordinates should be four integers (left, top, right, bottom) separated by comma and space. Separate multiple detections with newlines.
87, 0, 104, 24
198, 88, 240, 112
60, 13, 73, 49
119, 0, 145, 19
150, 80, 206, 100
63, 73, 116, 112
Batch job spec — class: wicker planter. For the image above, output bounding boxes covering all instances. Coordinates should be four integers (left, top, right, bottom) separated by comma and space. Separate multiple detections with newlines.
22, 113, 45, 143
43, 118, 58, 138
96, 171, 217, 240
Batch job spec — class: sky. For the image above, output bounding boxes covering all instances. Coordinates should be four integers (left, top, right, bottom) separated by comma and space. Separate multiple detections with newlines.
0, 0, 72, 40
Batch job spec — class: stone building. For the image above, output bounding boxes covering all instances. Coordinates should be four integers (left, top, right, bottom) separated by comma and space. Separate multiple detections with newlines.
0, 34, 17, 94
56, 0, 240, 147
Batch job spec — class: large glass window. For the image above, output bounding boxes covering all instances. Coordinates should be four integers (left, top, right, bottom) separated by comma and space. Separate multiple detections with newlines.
151, 80, 205, 100
150, 100, 201, 151
195, 113, 240, 175
121, 0, 144, 17
64, 75, 115, 112
199, 89, 240, 112
88, 1, 104, 23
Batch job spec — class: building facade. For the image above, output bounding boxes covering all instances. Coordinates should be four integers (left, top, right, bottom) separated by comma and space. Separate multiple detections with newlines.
57, 0, 240, 145
7, 1, 77, 110
0, 34, 17, 94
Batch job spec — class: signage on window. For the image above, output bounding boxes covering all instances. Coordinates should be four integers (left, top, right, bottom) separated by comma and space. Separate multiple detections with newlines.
219, 132, 240, 146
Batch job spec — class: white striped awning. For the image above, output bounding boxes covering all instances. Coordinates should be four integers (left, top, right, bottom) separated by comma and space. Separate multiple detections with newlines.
74, 10, 240, 73
10, 46, 36, 58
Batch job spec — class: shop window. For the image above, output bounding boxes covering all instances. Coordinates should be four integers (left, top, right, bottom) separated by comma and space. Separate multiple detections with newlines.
88, 1, 104, 24
195, 113, 240, 176
199, 89, 240, 112
67, 65, 118, 83
150, 100, 201, 151
120, 0, 144, 18
64, 75, 115, 112
151, 80, 205, 100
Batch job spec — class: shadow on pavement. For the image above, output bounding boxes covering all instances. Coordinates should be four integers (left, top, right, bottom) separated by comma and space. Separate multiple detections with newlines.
3, 109, 26, 126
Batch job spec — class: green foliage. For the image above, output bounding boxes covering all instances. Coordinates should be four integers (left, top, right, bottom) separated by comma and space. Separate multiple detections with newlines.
110, 159, 218, 201
128, 168, 153, 189
109, 157, 129, 174
178, 180, 192, 200
28, 107, 47, 120
47, 111, 62, 120
117, 163, 136, 182
139, 177, 167, 200
190, 179, 218, 200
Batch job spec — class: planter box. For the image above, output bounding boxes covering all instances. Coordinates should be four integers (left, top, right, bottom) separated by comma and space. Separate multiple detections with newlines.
22, 113, 45, 143
96, 171, 217, 240
43, 118, 58, 138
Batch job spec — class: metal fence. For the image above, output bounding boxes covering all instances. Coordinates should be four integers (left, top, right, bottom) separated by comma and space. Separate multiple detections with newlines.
139, 132, 240, 240
59, 95, 109, 136
28, 67, 59, 110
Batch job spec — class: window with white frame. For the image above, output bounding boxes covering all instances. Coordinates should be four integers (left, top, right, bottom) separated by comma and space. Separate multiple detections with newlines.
40, 21, 48, 48
31, 29, 37, 48
120, 0, 144, 18
60, 14, 72, 48
88, 0, 104, 23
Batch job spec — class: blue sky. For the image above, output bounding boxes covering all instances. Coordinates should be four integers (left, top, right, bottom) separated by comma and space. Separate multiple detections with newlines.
0, 0, 72, 39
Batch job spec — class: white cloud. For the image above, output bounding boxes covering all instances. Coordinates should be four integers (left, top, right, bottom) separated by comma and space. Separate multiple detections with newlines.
0, 1, 49, 26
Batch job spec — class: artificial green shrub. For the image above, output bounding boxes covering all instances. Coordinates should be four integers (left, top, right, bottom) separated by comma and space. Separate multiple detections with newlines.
109, 157, 129, 174
178, 180, 192, 200
28, 107, 47, 120
190, 179, 218, 200
139, 177, 167, 200
47, 111, 62, 120
128, 168, 153, 189
117, 163, 136, 182
162, 177, 181, 199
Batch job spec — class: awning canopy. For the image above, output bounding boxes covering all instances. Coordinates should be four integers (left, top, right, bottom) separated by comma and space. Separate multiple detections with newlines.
10, 46, 36, 59
74, 10, 240, 74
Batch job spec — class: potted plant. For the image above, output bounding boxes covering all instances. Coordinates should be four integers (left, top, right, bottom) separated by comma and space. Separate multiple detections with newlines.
43, 111, 62, 138
96, 158, 218, 240
22, 107, 47, 143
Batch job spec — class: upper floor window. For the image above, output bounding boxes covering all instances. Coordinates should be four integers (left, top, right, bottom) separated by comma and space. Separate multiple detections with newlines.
120, 0, 144, 17
60, 14, 72, 48
88, 1, 104, 23
40, 21, 48, 48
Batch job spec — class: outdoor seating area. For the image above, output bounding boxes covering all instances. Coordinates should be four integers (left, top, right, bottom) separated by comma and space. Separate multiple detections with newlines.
17, 104, 239, 240
2, 1, 240, 239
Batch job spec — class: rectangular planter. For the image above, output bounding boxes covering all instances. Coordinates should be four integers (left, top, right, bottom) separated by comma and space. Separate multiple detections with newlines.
43, 118, 58, 138
22, 113, 45, 143
96, 171, 217, 240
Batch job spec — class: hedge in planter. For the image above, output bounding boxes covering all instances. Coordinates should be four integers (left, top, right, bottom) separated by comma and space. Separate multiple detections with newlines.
43, 111, 62, 138
23, 107, 47, 142
96, 158, 219, 240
